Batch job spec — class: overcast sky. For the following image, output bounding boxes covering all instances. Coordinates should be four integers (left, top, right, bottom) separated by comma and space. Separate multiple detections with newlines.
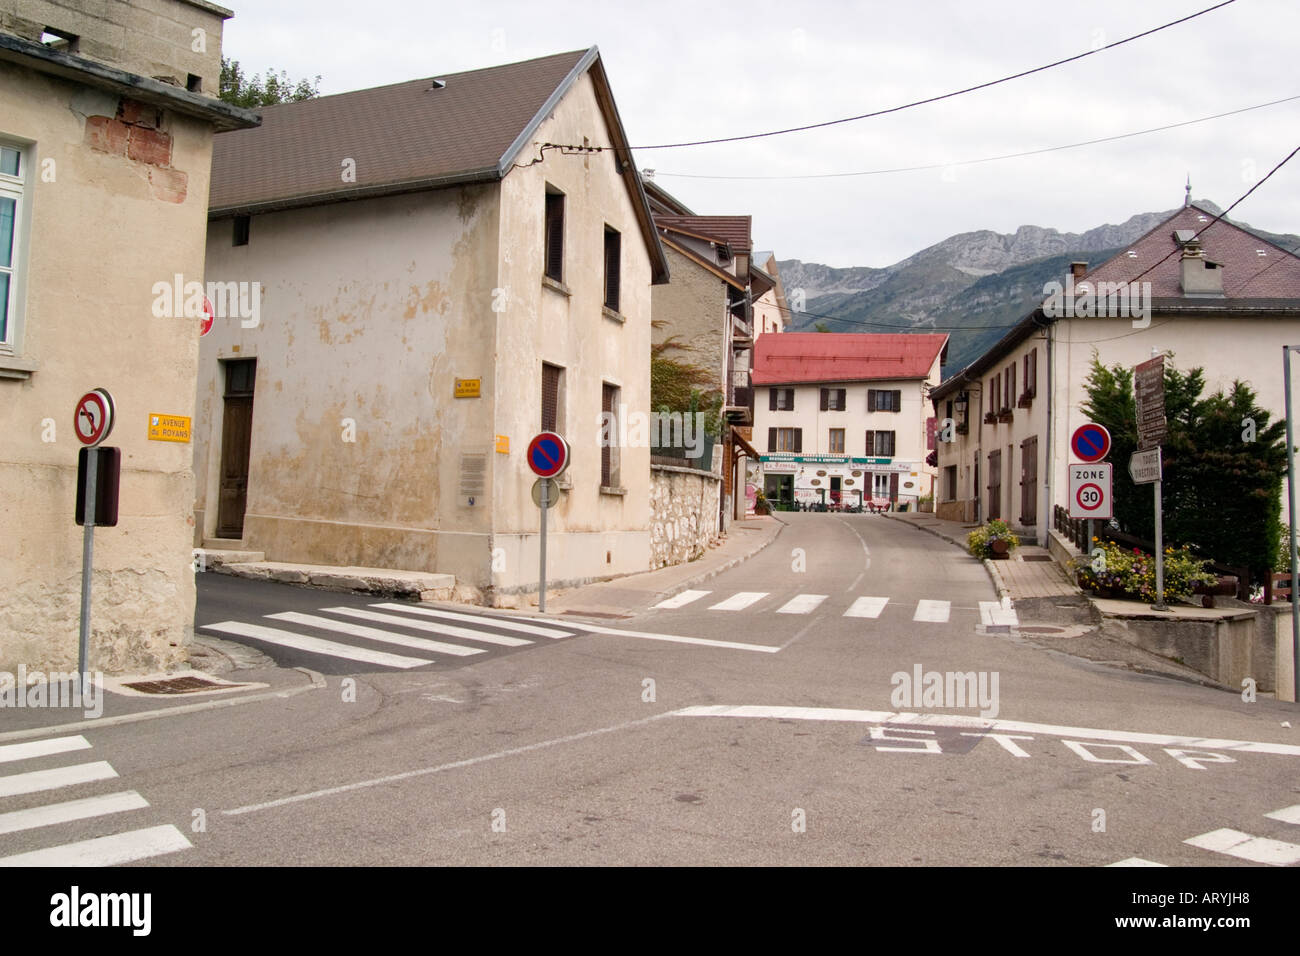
222, 0, 1300, 268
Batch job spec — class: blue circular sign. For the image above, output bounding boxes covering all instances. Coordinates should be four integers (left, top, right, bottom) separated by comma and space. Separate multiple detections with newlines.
527, 432, 569, 478
1071, 423, 1111, 463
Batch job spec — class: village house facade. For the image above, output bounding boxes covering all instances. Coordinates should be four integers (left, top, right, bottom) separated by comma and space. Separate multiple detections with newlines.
0, 0, 256, 673
195, 48, 669, 605
933, 201, 1300, 545
753, 332, 946, 509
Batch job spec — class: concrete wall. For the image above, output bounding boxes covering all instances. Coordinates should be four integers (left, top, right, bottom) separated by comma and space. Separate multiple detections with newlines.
649, 464, 721, 569
1, 0, 229, 95
0, 56, 216, 672
197, 184, 501, 587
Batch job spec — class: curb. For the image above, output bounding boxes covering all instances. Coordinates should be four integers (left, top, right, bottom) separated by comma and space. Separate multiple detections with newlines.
883, 513, 1011, 602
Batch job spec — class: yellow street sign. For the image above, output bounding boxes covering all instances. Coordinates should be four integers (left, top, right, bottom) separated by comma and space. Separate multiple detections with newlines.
495, 434, 510, 454
147, 413, 191, 443
454, 378, 481, 399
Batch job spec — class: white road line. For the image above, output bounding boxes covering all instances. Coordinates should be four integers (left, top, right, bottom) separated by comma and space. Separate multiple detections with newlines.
369, 604, 573, 639
979, 601, 1019, 627
0, 791, 149, 836
575, 624, 780, 653
0, 761, 118, 798
776, 594, 828, 615
325, 607, 531, 647
201, 621, 433, 669
913, 600, 951, 623
0, 735, 91, 765
708, 592, 768, 611
0, 824, 192, 867
1184, 828, 1300, 865
268, 612, 485, 657
674, 705, 1300, 755
844, 596, 889, 619
224, 710, 685, 816
1107, 858, 1168, 867
652, 590, 712, 610
1265, 804, 1300, 825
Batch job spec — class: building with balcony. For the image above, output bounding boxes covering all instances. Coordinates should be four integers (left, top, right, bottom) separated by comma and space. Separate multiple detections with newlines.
753, 332, 947, 510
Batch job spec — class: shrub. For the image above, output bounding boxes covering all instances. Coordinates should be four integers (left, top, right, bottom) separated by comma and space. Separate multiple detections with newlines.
1072, 539, 1215, 602
967, 520, 1019, 559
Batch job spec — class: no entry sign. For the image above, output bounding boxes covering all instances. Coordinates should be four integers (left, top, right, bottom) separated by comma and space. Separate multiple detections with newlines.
73, 388, 115, 447
1069, 463, 1113, 519
1070, 423, 1111, 463
527, 431, 570, 478
200, 295, 215, 337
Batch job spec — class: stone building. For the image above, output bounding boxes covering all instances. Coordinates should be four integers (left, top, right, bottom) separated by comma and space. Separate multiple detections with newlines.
0, 0, 257, 673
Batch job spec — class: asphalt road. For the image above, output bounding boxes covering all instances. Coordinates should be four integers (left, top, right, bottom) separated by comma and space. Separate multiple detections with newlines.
4, 513, 1299, 868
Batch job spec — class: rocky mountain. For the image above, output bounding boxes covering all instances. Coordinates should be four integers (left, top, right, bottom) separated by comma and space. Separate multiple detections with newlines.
779, 201, 1300, 374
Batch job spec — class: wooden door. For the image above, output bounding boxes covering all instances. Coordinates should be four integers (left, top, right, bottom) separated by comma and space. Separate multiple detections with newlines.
987, 450, 1001, 521
217, 359, 255, 537
1019, 436, 1038, 526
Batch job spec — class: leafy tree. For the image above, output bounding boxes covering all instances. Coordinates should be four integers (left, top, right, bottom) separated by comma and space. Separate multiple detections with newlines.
1080, 354, 1286, 584
650, 333, 723, 439
219, 58, 321, 108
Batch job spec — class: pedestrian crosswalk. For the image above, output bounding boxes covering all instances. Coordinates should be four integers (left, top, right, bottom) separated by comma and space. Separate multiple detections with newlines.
0, 734, 190, 867
202, 601, 581, 672
650, 589, 1017, 628
1109, 803, 1300, 866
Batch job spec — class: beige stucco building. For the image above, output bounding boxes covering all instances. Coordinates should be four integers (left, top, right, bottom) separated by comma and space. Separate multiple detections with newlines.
194, 48, 669, 605
0, 0, 256, 673
934, 202, 1300, 545
753, 332, 946, 509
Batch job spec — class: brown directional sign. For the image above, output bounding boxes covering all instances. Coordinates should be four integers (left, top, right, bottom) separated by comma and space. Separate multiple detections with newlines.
1134, 355, 1167, 450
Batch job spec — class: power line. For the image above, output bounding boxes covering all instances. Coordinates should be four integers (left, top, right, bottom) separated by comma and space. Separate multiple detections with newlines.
651, 93, 1300, 182
616, 0, 1236, 151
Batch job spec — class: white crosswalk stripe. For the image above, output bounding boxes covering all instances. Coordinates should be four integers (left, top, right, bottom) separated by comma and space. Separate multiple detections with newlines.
268, 611, 486, 657
202, 620, 434, 668
1264, 804, 1300, 825
913, 600, 951, 623
1183, 828, 1300, 865
709, 592, 768, 611
844, 596, 889, 618
979, 601, 1019, 627
1107, 858, 1168, 867
370, 603, 574, 639
326, 607, 532, 647
653, 590, 711, 609
0, 736, 189, 867
776, 594, 827, 615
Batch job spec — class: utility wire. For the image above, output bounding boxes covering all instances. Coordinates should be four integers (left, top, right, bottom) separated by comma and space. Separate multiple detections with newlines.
616, 0, 1236, 151
651, 93, 1300, 181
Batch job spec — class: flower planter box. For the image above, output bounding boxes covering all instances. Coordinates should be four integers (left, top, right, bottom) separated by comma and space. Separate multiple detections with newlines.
989, 539, 1011, 559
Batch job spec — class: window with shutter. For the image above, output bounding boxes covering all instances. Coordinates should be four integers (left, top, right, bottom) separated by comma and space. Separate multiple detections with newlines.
864, 430, 874, 455
1008, 364, 1015, 407
794, 429, 802, 453
541, 363, 562, 432
768, 427, 777, 452
603, 227, 620, 311
867, 390, 877, 412
769, 389, 778, 412
820, 388, 828, 411
544, 190, 564, 282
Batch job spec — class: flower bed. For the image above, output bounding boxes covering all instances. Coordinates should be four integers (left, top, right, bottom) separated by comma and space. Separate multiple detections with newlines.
1072, 539, 1216, 602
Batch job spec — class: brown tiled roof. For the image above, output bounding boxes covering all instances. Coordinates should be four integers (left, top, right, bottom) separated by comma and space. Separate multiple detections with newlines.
1085, 203, 1300, 298
209, 49, 590, 212
754, 332, 948, 385
654, 215, 753, 253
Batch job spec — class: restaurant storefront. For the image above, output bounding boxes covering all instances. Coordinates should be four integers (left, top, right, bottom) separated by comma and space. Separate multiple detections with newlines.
759, 454, 923, 509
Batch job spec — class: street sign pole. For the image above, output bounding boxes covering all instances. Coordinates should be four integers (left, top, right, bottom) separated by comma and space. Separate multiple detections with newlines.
1286, 346, 1300, 702
78, 449, 97, 689
539, 477, 548, 613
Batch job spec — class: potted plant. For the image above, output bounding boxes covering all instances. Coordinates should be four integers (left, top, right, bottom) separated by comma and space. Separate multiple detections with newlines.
967, 519, 1019, 560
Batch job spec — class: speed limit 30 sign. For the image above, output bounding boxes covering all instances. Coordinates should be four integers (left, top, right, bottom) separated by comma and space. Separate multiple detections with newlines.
1069, 463, 1112, 519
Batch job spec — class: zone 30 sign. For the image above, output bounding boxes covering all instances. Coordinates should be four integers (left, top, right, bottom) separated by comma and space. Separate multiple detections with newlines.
1068, 463, 1113, 519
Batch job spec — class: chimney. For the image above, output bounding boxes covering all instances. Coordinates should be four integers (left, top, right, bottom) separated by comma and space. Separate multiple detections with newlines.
1070, 261, 1088, 280
1177, 234, 1224, 296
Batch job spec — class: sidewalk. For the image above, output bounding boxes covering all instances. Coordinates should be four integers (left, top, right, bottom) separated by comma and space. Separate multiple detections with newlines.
543, 516, 786, 618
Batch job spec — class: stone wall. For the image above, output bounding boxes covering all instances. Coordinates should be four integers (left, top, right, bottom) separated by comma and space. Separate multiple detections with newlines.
650, 464, 721, 570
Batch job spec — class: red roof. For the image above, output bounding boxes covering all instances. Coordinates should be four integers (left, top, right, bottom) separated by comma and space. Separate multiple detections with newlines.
1085, 203, 1300, 298
654, 215, 752, 253
753, 333, 948, 385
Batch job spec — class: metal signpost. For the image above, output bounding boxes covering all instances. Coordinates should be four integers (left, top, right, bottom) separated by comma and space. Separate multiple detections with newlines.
73, 388, 115, 685
1134, 355, 1168, 610
527, 431, 570, 613
1070, 423, 1111, 552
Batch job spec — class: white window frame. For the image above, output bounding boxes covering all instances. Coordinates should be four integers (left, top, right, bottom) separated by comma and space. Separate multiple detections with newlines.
0, 140, 30, 355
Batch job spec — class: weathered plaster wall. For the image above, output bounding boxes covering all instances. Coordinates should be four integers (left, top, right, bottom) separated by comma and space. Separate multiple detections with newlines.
649, 465, 721, 569
651, 244, 726, 385
197, 185, 501, 586
1, 64, 214, 673
492, 69, 653, 595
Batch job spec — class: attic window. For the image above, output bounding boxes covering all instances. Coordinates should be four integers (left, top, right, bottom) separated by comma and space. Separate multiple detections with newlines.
41, 28, 78, 52
429, 78, 446, 90
1173, 229, 1197, 244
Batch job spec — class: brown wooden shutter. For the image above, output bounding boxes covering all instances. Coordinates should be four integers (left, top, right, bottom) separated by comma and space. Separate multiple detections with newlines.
601, 383, 615, 486
820, 388, 828, 411
603, 229, 620, 311
1009, 364, 1016, 405
889, 472, 899, 499
768, 427, 776, 452
794, 429, 803, 453
1029, 348, 1037, 396
886, 430, 896, 456
867, 390, 877, 412
787, 389, 794, 411
864, 431, 874, 455
541, 364, 560, 432
1020, 435, 1038, 524
837, 388, 846, 409
545, 192, 564, 281
892, 389, 901, 412
769, 389, 777, 411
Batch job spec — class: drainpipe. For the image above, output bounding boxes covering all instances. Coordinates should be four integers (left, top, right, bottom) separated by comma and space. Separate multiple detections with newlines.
1044, 313, 1054, 549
